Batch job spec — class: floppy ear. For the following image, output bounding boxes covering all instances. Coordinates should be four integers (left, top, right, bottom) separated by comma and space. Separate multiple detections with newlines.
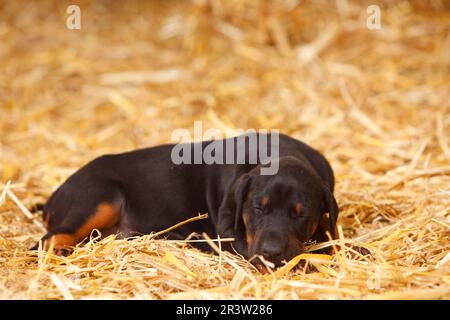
233, 173, 252, 232
322, 185, 339, 239
217, 173, 252, 239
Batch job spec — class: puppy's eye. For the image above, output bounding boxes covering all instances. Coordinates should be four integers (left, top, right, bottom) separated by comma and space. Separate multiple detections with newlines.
291, 210, 301, 219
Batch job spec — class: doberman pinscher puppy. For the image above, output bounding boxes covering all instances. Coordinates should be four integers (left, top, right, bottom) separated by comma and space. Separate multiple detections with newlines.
33, 133, 338, 266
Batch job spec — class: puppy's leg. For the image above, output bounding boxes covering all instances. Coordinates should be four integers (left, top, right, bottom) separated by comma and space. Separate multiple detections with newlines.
36, 202, 121, 256
33, 183, 123, 256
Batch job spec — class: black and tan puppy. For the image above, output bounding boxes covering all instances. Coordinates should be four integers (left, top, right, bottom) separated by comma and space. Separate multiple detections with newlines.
33, 133, 338, 266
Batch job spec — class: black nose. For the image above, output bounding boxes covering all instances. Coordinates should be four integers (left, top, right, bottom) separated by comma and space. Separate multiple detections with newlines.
261, 242, 283, 262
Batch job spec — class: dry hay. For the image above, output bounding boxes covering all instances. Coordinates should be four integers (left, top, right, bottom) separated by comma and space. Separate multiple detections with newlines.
0, 0, 449, 299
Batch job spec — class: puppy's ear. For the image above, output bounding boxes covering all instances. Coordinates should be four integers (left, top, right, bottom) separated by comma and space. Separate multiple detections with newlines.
217, 173, 252, 239
233, 173, 252, 232
322, 185, 339, 239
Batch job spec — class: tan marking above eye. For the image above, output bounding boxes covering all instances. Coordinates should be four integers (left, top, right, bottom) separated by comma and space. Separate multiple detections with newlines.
295, 202, 303, 215
260, 196, 269, 207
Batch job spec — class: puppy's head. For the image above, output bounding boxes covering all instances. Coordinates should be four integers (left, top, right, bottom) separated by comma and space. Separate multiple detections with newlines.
221, 156, 338, 267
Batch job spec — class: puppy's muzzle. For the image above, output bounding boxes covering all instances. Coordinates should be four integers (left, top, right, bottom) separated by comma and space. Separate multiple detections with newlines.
261, 241, 284, 263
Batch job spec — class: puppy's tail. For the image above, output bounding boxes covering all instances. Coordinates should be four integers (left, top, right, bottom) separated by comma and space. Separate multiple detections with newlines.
29, 202, 47, 251
29, 202, 45, 213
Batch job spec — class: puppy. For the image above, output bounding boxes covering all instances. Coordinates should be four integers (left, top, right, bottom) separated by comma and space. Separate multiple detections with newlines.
33, 132, 338, 266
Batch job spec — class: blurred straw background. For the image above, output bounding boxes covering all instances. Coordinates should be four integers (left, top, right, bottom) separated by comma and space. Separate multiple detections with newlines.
0, 0, 449, 299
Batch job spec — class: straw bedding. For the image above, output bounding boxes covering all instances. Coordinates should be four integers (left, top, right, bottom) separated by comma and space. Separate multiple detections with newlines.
0, 0, 449, 299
